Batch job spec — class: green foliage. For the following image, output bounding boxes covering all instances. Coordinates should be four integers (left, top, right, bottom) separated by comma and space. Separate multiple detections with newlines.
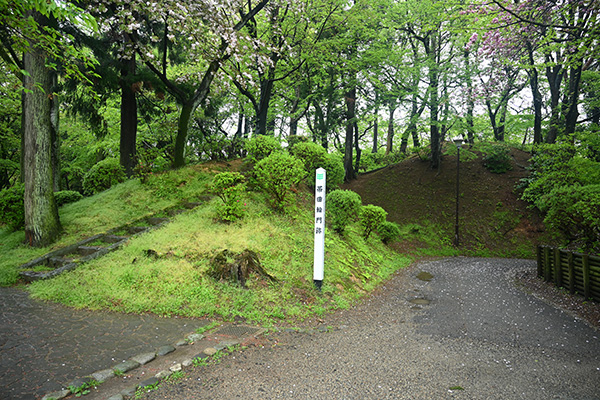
286, 135, 309, 151
54, 190, 83, 207
82, 158, 126, 196
245, 135, 281, 163
479, 142, 512, 173
326, 189, 362, 234
0, 67, 21, 190
0, 183, 24, 230
519, 140, 600, 251
212, 172, 247, 222
290, 142, 343, 190
254, 152, 304, 211
291, 141, 326, 172
521, 143, 600, 211
321, 153, 345, 191
378, 221, 401, 244
360, 205, 387, 239
68, 380, 99, 397
543, 185, 600, 252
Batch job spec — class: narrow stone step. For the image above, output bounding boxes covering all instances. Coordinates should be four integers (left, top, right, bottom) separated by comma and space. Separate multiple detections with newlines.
77, 246, 105, 257
147, 217, 169, 226
102, 235, 129, 244
128, 226, 149, 234
49, 257, 72, 268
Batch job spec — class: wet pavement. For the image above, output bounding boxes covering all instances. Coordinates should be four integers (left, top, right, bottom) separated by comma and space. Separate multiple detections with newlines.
0, 287, 209, 400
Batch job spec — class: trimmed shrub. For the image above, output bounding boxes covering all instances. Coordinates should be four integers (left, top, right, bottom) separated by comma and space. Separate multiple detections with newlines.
286, 135, 309, 151
479, 142, 512, 174
255, 152, 305, 211
293, 147, 344, 192
326, 189, 362, 234
360, 204, 387, 239
212, 172, 247, 222
291, 142, 327, 172
54, 190, 83, 207
82, 158, 126, 196
0, 183, 24, 230
321, 153, 345, 191
378, 221, 401, 244
245, 135, 281, 163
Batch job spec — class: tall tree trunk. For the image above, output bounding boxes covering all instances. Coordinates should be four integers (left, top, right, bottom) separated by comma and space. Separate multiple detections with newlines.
497, 100, 507, 142
354, 122, 361, 173
372, 92, 379, 153
563, 64, 583, 136
235, 109, 244, 138
545, 62, 564, 144
343, 87, 357, 182
464, 50, 475, 144
428, 35, 441, 169
23, 11, 61, 247
256, 77, 275, 135
385, 103, 396, 155
526, 42, 543, 144
120, 54, 137, 177
174, 102, 194, 168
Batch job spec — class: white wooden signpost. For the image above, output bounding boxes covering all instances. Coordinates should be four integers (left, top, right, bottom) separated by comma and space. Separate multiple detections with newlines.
313, 168, 326, 290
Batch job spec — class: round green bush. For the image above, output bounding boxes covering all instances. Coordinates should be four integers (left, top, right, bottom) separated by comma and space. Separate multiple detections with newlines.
290, 142, 344, 191
0, 183, 24, 230
360, 204, 388, 239
82, 158, 126, 196
54, 190, 83, 207
326, 189, 362, 233
291, 142, 327, 171
286, 135, 309, 151
254, 152, 305, 211
322, 153, 345, 190
245, 135, 281, 163
378, 221, 401, 244
212, 172, 247, 222
480, 142, 512, 174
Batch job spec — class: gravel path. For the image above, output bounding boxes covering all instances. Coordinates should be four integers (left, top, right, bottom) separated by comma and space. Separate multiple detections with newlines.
139, 258, 600, 400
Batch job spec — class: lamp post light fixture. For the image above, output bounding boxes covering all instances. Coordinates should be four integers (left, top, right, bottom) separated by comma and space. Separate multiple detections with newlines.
453, 138, 463, 247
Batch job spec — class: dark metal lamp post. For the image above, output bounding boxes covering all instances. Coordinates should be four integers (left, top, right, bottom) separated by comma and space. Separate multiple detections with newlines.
453, 138, 463, 247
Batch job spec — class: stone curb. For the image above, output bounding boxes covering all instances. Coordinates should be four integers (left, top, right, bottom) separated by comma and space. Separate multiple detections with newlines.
40, 332, 205, 400
40, 325, 269, 400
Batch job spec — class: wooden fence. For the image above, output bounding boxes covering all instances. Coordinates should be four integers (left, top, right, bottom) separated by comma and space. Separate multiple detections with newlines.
537, 245, 600, 302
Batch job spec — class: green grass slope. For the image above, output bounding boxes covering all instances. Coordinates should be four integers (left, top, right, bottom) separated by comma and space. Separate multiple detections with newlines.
2, 162, 410, 325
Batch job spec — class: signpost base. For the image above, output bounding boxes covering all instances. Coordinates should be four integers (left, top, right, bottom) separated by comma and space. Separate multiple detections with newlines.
313, 279, 322, 291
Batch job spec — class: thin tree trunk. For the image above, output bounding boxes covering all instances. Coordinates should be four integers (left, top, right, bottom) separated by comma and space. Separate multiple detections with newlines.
464, 50, 475, 144
385, 103, 396, 155
564, 64, 583, 136
343, 87, 357, 182
120, 54, 137, 177
372, 92, 379, 153
174, 102, 194, 168
545, 62, 563, 144
526, 42, 543, 144
429, 35, 441, 169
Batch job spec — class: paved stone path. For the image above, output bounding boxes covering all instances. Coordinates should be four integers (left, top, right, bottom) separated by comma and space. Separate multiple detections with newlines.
0, 287, 209, 400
